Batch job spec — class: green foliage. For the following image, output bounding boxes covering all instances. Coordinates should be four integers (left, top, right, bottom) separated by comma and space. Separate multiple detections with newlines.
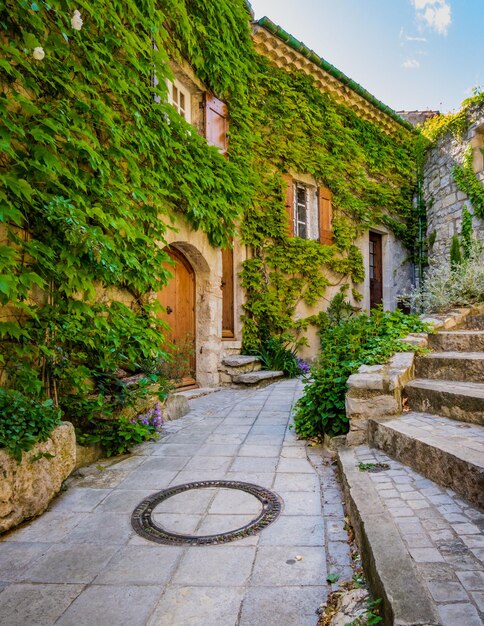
1, 0, 419, 451
421, 90, 484, 142
78, 416, 158, 457
255, 337, 300, 377
461, 206, 474, 260
241, 60, 417, 349
0, 0, 254, 447
452, 148, 484, 220
0, 388, 62, 462
293, 306, 427, 439
450, 234, 462, 268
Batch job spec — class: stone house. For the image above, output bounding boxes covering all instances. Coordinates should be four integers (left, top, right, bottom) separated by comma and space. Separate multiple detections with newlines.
161, 14, 417, 386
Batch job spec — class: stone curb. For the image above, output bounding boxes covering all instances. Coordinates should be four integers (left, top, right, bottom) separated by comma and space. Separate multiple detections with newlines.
337, 447, 441, 626
345, 306, 481, 445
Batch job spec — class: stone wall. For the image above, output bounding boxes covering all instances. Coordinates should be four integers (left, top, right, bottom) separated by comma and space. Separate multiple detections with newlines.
0, 422, 76, 534
423, 106, 484, 265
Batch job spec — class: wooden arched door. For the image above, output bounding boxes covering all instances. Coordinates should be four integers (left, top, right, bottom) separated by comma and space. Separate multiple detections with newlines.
157, 247, 196, 388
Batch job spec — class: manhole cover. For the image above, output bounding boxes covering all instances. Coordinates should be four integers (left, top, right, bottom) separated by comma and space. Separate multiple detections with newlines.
131, 480, 282, 545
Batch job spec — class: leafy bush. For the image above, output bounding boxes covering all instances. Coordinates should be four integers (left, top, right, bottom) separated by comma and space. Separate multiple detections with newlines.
78, 403, 163, 457
293, 306, 427, 439
402, 240, 484, 312
0, 389, 62, 462
256, 337, 300, 377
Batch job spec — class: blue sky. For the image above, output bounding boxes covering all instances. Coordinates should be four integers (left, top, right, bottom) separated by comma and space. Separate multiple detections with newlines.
249, 0, 484, 113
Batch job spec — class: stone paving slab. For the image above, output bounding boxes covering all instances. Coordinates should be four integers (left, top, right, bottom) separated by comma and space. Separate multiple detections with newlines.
0, 379, 353, 625
353, 444, 484, 625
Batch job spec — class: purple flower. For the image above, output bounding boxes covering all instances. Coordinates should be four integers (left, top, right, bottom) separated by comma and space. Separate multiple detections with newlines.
296, 357, 311, 376
133, 403, 164, 430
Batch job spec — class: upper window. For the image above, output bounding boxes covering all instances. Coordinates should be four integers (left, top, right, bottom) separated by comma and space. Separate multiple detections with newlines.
294, 183, 309, 239
167, 79, 192, 123
284, 176, 333, 244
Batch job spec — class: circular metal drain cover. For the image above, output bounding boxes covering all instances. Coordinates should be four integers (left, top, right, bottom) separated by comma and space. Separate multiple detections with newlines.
131, 480, 282, 545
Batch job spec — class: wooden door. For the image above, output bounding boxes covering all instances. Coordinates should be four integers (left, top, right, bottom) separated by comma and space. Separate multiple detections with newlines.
369, 232, 383, 308
157, 247, 196, 387
221, 246, 235, 339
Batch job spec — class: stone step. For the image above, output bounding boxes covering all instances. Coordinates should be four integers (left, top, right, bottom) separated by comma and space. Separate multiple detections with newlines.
338, 446, 484, 626
405, 378, 484, 425
219, 355, 262, 384
221, 355, 261, 369
415, 351, 484, 383
231, 370, 284, 386
368, 412, 484, 508
463, 314, 484, 330
428, 330, 484, 352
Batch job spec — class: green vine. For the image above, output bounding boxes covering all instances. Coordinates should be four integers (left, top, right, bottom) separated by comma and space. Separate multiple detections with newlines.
452, 147, 484, 220
421, 91, 484, 142
1, 1, 419, 438
240, 59, 417, 350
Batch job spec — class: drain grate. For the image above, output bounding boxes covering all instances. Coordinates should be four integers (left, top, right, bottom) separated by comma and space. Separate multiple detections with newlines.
131, 480, 282, 546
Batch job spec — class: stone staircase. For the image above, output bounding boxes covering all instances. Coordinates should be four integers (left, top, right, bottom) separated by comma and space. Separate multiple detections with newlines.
338, 309, 484, 625
369, 318, 484, 507
218, 355, 284, 387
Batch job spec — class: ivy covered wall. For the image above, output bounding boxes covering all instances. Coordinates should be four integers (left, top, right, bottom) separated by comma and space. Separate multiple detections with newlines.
0, 0, 418, 412
421, 94, 484, 264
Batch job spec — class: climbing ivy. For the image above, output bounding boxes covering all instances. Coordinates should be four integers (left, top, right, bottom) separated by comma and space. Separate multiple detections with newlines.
421, 91, 484, 142
1, 1, 419, 432
240, 58, 417, 350
452, 148, 484, 220
0, 0, 254, 431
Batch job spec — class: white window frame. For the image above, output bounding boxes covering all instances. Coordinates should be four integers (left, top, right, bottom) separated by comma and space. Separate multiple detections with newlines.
166, 78, 191, 123
293, 181, 319, 241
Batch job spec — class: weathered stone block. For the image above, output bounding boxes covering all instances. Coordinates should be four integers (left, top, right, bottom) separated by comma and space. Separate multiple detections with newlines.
0, 423, 76, 534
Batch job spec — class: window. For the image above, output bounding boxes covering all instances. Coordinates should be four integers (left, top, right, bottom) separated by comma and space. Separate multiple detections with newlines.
167, 79, 191, 123
283, 175, 333, 244
295, 183, 308, 238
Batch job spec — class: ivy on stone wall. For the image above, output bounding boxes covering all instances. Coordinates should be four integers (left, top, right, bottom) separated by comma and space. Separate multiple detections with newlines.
452, 148, 484, 220
1, 0, 419, 411
0, 0, 254, 423
240, 58, 417, 351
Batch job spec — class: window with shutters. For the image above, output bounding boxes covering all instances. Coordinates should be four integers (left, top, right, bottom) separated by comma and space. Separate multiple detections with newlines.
284, 176, 333, 244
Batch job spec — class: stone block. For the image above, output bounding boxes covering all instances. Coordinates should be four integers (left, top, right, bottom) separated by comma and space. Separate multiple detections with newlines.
0, 423, 76, 534
345, 394, 399, 420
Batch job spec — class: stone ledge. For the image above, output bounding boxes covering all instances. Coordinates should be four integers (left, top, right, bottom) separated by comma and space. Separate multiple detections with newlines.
0, 422, 76, 534
337, 447, 441, 626
232, 370, 284, 385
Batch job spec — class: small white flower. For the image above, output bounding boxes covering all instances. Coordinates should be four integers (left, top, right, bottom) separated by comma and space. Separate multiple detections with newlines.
71, 9, 83, 31
33, 47, 45, 60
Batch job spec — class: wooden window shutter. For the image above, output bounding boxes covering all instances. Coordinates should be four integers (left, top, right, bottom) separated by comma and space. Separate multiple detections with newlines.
318, 185, 333, 245
205, 93, 228, 155
283, 174, 294, 237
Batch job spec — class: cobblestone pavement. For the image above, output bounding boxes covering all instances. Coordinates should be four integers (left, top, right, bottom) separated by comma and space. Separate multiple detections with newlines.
354, 445, 484, 626
0, 379, 352, 626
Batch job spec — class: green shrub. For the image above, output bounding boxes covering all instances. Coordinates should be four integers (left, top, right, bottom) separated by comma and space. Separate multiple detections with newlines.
450, 234, 462, 268
402, 240, 484, 312
0, 388, 62, 462
293, 307, 427, 439
255, 337, 300, 377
